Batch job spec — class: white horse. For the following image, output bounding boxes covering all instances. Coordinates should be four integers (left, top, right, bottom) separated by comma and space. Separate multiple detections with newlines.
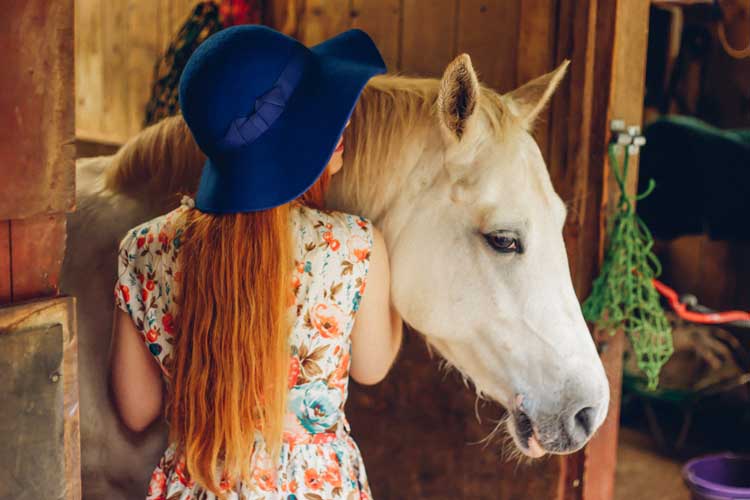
62, 54, 609, 499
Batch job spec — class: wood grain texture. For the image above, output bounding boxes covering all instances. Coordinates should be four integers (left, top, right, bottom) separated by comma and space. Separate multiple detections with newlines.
127, 0, 160, 136
299, 0, 351, 46
75, 0, 105, 142
580, 1, 651, 499
9, 215, 67, 303
517, 0, 557, 159
101, 0, 131, 141
401, 0, 458, 77
75, 0, 200, 145
456, 0, 520, 93
0, 222, 10, 304
0, 297, 80, 500
0, 0, 75, 220
351, 0, 401, 72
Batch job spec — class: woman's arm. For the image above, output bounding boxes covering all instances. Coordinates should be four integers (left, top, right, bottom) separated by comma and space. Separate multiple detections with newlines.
109, 307, 164, 432
349, 226, 403, 385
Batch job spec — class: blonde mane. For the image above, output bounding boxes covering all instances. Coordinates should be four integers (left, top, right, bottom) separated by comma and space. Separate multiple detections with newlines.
338, 73, 514, 216
104, 74, 513, 210
104, 115, 205, 206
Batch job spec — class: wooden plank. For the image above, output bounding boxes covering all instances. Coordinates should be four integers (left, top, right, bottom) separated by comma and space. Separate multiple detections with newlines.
517, 0, 557, 159
351, 0, 401, 72
299, 0, 352, 46
581, 1, 652, 500
100, 0, 132, 142
0, 222, 10, 304
0, 0, 75, 220
0, 297, 80, 500
127, 0, 161, 137
401, 0, 458, 77
75, 0, 105, 150
9, 215, 67, 303
456, 0, 520, 93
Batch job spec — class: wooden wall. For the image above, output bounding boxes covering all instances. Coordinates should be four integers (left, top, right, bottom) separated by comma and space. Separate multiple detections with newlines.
0, 1, 80, 497
75, 0, 199, 145
658, 236, 750, 311
74, 1, 652, 498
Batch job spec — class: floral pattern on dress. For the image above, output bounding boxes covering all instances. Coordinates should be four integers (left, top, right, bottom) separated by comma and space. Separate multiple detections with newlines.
114, 201, 374, 500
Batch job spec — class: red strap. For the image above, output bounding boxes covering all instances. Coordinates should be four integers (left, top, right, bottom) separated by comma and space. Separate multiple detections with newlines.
652, 278, 750, 324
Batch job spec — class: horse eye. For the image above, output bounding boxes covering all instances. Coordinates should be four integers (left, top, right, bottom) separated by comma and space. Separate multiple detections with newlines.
484, 232, 521, 253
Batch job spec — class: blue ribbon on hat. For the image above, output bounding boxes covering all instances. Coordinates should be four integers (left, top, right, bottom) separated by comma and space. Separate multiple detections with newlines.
217, 49, 308, 150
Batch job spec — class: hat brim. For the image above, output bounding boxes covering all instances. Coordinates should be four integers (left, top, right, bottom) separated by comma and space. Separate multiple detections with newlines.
194, 29, 386, 213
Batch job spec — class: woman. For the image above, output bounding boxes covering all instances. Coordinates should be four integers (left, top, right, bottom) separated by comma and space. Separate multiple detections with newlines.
109, 25, 403, 499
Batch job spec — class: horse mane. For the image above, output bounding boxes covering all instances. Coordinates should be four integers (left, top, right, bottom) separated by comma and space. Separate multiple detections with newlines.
104, 74, 513, 210
104, 114, 205, 205
338, 74, 514, 216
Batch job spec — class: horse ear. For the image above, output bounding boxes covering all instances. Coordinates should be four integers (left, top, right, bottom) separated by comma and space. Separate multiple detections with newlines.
437, 53, 480, 142
505, 60, 569, 130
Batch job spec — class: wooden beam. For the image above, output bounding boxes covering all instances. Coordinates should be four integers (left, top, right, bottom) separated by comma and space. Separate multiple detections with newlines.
580, 1, 651, 500
0, 0, 75, 220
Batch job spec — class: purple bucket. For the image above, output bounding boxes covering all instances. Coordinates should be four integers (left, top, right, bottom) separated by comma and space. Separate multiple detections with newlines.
683, 454, 750, 500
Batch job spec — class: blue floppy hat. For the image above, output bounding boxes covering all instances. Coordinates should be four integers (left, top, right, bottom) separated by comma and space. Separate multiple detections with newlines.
178, 25, 387, 213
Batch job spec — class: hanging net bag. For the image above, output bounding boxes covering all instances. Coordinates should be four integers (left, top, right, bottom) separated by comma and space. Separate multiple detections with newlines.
582, 139, 674, 389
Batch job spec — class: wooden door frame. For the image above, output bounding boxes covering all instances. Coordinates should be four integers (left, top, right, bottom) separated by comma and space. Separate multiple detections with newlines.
552, 1, 652, 499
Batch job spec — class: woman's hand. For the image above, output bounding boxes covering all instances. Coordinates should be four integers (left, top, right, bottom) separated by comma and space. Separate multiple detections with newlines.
349, 226, 404, 385
109, 307, 164, 432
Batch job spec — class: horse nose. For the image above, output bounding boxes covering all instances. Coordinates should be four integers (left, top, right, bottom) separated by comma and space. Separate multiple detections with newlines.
573, 406, 595, 437
563, 402, 603, 446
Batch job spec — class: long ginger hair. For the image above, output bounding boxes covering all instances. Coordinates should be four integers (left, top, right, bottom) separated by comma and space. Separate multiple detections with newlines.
168, 168, 331, 495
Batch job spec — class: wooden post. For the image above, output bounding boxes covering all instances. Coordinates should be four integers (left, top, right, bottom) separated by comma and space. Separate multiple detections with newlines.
581, 2, 651, 500
0, 1, 79, 497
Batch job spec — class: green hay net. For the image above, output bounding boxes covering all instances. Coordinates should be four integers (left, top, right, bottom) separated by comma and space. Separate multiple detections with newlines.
581, 143, 674, 389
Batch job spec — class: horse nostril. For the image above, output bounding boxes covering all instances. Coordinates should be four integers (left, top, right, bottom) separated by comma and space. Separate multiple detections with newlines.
574, 406, 595, 437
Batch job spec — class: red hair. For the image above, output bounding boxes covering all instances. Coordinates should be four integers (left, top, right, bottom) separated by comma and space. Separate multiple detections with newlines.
168, 167, 331, 496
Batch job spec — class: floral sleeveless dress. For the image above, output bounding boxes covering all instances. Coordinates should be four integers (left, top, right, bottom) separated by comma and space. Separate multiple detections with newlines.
114, 200, 375, 500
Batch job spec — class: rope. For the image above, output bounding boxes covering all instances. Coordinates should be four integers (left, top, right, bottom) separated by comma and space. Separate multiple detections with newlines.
717, 19, 750, 59
582, 144, 674, 390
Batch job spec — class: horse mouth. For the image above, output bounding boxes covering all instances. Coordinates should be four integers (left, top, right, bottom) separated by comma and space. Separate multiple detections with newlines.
509, 409, 547, 458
